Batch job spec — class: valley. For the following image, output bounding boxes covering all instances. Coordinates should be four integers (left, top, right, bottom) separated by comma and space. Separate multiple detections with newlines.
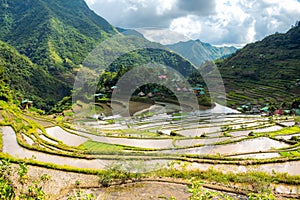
1, 98, 300, 199
0, 0, 300, 199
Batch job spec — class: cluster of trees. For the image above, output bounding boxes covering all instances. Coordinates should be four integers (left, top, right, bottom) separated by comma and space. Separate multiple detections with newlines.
0, 40, 71, 111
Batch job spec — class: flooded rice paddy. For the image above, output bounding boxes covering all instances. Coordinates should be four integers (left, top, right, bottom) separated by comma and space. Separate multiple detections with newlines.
161, 137, 289, 156
1, 101, 300, 185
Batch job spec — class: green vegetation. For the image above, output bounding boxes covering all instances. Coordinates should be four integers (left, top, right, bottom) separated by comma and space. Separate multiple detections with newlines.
0, 159, 49, 199
260, 126, 300, 137
0, 0, 118, 111
167, 39, 237, 67
99, 163, 136, 187
155, 166, 300, 192
80, 47, 213, 106
79, 141, 127, 153
0, 1, 300, 198
217, 23, 300, 107
49, 96, 72, 114
0, 40, 70, 111
67, 190, 95, 200
188, 179, 236, 200
0, 0, 117, 70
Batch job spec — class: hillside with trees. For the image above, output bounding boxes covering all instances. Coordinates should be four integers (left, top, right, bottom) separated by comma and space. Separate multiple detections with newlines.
0, 40, 69, 110
217, 22, 300, 107
0, 0, 117, 78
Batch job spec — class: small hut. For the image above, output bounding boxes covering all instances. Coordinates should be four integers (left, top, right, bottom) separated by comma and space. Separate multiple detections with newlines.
274, 109, 283, 115
294, 109, 300, 116
260, 106, 269, 113
147, 92, 154, 98
21, 99, 33, 110
138, 91, 145, 97
158, 75, 167, 80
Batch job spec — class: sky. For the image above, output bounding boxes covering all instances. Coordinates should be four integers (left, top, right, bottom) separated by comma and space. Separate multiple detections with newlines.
85, 0, 300, 47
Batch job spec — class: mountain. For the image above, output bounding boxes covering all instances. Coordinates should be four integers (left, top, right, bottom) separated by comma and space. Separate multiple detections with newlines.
0, 0, 117, 77
218, 23, 300, 107
116, 27, 146, 39
167, 39, 237, 67
0, 40, 69, 110
0, 0, 119, 110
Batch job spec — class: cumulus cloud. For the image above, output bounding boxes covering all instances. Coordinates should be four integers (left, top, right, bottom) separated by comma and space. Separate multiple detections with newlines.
86, 0, 178, 28
176, 0, 216, 15
85, 0, 300, 46
170, 15, 203, 39
85, 0, 216, 28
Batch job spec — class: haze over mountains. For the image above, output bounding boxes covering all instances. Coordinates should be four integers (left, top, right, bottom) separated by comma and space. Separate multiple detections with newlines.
167, 39, 237, 67
0, 0, 299, 111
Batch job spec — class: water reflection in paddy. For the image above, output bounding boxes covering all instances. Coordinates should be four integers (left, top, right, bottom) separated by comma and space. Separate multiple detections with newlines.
175, 137, 229, 147
278, 121, 295, 127
228, 152, 281, 159
2, 126, 108, 169
46, 126, 88, 146
40, 135, 58, 145
178, 127, 221, 137
2, 127, 169, 170
54, 127, 175, 149
2, 126, 300, 178
22, 134, 34, 145
162, 137, 289, 155
276, 133, 300, 140
253, 125, 283, 133
188, 160, 300, 176
175, 136, 247, 147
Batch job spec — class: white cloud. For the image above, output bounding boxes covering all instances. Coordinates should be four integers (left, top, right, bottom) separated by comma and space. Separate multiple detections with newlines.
170, 15, 202, 39
85, 0, 300, 46
137, 28, 190, 44
156, 0, 175, 15
85, 0, 96, 5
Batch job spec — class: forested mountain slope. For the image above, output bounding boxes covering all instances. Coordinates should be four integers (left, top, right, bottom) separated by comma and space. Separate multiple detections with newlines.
217, 23, 300, 106
0, 0, 117, 74
0, 40, 69, 110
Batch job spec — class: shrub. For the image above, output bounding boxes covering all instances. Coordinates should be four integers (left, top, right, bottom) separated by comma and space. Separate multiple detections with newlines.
248, 131, 255, 136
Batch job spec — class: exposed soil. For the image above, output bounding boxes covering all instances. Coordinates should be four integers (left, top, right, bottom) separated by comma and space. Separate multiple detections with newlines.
22, 114, 54, 127
95, 101, 153, 116
129, 101, 154, 116
9, 164, 99, 199
8, 164, 300, 200
65, 182, 190, 200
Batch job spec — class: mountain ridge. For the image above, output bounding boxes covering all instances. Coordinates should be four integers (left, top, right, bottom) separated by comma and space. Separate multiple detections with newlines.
0, 0, 118, 110
167, 39, 237, 67
0, 0, 117, 72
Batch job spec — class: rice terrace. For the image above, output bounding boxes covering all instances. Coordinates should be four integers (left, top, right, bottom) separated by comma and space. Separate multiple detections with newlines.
1, 96, 300, 199
1, 0, 300, 199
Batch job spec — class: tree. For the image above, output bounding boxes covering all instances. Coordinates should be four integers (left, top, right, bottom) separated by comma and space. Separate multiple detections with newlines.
269, 105, 277, 113
292, 98, 300, 109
